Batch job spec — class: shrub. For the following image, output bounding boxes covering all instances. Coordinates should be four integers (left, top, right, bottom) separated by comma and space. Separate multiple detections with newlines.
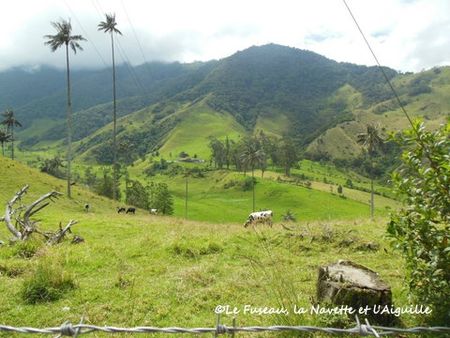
241, 176, 256, 191
21, 258, 76, 304
170, 240, 223, 258
12, 240, 42, 259
388, 120, 449, 324
0, 262, 26, 277
282, 210, 297, 222
223, 180, 237, 189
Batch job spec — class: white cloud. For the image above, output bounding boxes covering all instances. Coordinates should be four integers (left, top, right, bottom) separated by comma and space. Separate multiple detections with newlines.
0, 0, 449, 72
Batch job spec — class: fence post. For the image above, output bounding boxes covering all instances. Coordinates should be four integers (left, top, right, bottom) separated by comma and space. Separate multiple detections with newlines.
231, 317, 236, 337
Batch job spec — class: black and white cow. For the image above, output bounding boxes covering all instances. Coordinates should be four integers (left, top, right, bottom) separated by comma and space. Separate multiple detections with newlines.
244, 210, 273, 228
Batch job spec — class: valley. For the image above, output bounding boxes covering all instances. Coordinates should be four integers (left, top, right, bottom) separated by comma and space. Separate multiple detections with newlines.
1, 42, 448, 334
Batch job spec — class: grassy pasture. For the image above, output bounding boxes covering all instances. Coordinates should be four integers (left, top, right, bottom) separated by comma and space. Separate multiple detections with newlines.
0, 156, 425, 337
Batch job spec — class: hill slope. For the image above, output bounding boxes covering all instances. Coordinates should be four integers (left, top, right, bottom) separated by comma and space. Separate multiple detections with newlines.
3, 44, 448, 165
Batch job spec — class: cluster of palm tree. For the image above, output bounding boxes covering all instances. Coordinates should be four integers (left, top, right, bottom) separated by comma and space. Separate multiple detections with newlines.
43, 14, 121, 199
1, 109, 22, 159
209, 133, 301, 212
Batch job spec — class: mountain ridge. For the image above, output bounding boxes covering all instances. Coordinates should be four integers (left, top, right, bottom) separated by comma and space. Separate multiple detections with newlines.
1, 43, 448, 164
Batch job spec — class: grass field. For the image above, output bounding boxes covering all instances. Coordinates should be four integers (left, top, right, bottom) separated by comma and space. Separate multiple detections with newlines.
0, 156, 429, 337
158, 101, 246, 160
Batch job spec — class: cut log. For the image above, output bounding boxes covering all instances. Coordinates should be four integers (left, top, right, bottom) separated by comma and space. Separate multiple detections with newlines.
317, 260, 393, 324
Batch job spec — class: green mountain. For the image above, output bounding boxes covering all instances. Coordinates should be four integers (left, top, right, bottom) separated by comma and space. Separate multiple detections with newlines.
1, 44, 448, 164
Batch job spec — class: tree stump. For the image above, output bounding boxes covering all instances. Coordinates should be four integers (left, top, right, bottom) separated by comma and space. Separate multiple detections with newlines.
317, 260, 393, 324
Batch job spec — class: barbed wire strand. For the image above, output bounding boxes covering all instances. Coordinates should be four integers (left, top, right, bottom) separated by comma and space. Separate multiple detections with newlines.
1, 316, 449, 336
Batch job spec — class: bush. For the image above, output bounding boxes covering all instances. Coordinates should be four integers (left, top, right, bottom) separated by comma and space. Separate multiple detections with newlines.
21, 258, 76, 304
170, 240, 223, 258
12, 240, 42, 259
0, 261, 26, 277
241, 176, 256, 191
282, 210, 297, 222
388, 120, 449, 324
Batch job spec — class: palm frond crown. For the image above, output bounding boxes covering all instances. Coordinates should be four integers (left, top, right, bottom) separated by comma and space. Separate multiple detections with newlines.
240, 138, 266, 170
44, 19, 86, 53
357, 124, 384, 155
1, 109, 21, 128
98, 13, 122, 35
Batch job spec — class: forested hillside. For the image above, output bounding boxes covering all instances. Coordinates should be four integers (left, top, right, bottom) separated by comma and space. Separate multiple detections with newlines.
1, 44, 448, 166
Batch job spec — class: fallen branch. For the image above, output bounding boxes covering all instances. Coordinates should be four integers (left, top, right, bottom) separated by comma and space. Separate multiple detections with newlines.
47, 220, 78, 245
1, 186, 79, 244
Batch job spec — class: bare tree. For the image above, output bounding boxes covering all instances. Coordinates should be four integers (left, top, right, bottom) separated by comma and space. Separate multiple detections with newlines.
1, 185, 78, 244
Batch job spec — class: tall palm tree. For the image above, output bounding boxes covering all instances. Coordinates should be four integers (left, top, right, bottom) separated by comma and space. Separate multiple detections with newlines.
98, 13, 122, 201
1, 109, 22, 160
357, 124, 384, 219
240, 137, 266, 212
44, 19, 86, 198
0, 128, 12, 156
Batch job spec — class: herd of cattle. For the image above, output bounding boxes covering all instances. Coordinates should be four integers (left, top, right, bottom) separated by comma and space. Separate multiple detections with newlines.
116, 207, 158, 215
109, 206, 274, 227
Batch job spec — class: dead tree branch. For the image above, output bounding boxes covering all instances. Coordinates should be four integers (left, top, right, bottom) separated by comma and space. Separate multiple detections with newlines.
47, 220, 78, 245
1, 186, 78, 244
4, 185, 29, 239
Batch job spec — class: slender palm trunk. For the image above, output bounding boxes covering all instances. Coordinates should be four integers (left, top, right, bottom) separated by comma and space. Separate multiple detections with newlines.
10, 126, 14, 160
111, 32, 118, 201
370, 178, 374, 220
65, 43, 72, 198
185, 175, 188, 219
252, 167, 255, 212
369, 157, 375, 220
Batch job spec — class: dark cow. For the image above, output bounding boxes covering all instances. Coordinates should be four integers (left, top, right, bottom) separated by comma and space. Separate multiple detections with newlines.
84, 204, 90, 213
244, 210, 273, 228
117, 207, 126, 214
126, 207, 136, 214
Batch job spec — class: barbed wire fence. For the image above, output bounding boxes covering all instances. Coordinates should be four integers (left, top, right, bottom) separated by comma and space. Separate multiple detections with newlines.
1, 315, 449, 337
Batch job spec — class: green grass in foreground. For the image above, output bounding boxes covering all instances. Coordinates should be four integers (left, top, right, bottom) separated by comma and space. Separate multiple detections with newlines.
0, 156, 431, 337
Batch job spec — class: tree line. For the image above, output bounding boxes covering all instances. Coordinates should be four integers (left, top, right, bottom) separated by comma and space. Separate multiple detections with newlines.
209, 131, 300, 177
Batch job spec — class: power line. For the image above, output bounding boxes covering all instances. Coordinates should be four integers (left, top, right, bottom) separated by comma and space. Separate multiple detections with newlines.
120, 0, 149, 66
90, 0, 103, 18
341, 0, 415, 129
62, 0, 109, 69
115, 37, 147, 94
90, 0, 145, 95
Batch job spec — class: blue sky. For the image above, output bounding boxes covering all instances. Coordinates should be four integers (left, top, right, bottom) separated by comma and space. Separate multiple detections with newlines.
0, 0, 449, 72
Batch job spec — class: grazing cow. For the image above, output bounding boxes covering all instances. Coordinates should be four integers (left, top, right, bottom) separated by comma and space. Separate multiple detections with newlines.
117, 207, 126, 214
84, 204, 90, 213
244, 210, 273, 228
150, 208, 158, 215
126, 207, 136, 214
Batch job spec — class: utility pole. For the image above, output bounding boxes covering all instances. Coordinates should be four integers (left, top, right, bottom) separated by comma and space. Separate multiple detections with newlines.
185, 172, 189, 219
